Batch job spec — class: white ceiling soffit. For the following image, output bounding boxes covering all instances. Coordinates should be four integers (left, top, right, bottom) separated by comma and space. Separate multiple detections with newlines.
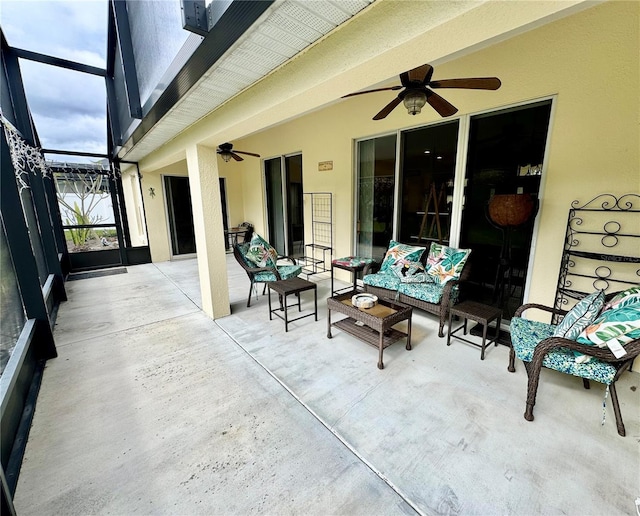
120, 0, 374, 162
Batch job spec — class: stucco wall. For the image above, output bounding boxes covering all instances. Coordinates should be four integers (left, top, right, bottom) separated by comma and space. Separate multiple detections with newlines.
229, 1, 639, 306
144, 159, 248, 262
139, 1, 638, 305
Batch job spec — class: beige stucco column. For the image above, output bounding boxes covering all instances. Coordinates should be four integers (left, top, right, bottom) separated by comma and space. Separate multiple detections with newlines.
185, 144, 230, 319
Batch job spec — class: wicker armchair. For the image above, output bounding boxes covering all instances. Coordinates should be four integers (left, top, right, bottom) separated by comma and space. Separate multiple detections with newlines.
509, 296, 640, 436
233, 242, 302, 307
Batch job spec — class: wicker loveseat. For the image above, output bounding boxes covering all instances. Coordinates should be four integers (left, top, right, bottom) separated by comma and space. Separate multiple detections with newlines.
363, 241, 471, 337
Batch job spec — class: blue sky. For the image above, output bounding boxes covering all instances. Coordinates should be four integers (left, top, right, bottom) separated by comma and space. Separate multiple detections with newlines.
1, 1, 108, 157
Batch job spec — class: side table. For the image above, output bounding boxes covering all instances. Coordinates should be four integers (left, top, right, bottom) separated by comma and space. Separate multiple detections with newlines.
331, 256, 375, 296
447, 300, 502, 360
268, 277, 318, 332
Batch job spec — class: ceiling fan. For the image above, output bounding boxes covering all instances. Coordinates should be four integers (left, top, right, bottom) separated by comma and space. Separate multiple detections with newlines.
216, 142, 260, 162
342, 64, 501, 120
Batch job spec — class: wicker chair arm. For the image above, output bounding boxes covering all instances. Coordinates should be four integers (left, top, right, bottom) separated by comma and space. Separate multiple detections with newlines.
514, 303, 569, 321
441, 278, 462, 307
275, 255, 297, 266
363, 261, 379, 276
533, 336, 639, 364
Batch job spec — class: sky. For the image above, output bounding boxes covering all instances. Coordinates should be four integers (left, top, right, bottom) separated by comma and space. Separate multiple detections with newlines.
1, 0, 109, 159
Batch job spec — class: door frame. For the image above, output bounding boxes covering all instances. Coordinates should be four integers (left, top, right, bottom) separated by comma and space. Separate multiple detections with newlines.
162, 174, 196, 260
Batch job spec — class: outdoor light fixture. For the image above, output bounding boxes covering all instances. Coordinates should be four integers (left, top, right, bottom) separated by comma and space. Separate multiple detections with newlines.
403, 90, 427, 115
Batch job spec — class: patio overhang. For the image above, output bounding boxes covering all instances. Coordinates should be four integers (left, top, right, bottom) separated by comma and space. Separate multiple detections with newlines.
120, 0, 594, 170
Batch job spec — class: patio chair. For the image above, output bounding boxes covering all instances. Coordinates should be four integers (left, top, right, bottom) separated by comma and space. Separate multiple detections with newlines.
233, 238, 302, 307
509, 289, 640, 436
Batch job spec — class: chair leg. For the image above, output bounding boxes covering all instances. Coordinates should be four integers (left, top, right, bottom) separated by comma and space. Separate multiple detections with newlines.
247, 281, 254, 307
582, 378, 590, 389
609, 383, 626, 437
438, 312, 446, 338
523, 360, 541, 422
508, 347, 516, 373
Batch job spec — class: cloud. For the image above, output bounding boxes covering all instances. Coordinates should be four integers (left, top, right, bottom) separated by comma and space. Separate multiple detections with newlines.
1, 1, 108, 153
1, 1, 107, 66
37, 113, 107, 154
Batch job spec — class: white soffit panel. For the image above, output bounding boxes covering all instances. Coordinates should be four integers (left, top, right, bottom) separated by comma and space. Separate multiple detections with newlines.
123, 0, 375, 161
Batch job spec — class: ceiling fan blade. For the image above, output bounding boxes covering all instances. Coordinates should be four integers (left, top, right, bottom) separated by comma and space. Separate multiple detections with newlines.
342, 86, 402, 98
408, 64, 433, 85
426, 90, 458, 117
430, 77, 502, 90
234, 150, 261, 158
373, 96, 403, 120
230, 152, 244, 162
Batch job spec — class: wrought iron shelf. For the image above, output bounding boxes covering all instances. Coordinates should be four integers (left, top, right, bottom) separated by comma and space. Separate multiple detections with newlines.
553, 193, 640, 321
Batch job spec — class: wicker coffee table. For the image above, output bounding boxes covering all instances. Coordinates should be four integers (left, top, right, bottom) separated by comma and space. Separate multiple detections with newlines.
327, 292, 412, 369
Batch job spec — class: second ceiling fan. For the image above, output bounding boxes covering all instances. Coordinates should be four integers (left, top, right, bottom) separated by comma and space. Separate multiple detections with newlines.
343, 64, 501, 120
216, 142, 260, 162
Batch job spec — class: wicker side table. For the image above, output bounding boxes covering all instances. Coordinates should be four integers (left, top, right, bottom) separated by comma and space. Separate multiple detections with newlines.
447, 300, 502, 360
268, 277, 318, 332
331, 256, 375, 296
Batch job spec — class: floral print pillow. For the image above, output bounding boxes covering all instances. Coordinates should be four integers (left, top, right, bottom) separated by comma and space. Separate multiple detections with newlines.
390, 259, 431, 284
379, 241, 427, 273
245, 233, 278, 268
426, 243, 471, 286
603, 285, 640, 311
577, 303, 640, 349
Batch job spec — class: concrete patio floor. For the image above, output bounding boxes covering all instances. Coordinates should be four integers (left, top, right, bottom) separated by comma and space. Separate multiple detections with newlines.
14, 256, 640, 515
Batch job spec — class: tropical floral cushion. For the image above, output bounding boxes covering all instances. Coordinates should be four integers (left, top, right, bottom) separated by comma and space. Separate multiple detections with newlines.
603, 285, 640, 311
379, 241, 427, 273
363, 272, 401, 291
254, 265, 302, 282
398, 282, 454, 304
245, 233, 278, 268
426, 243, 471, 286
390, 259, 431, 284
577, 302, 640, 349
510, 317, 617, 385
332, 256, 375, 267
553, 290, 605, 340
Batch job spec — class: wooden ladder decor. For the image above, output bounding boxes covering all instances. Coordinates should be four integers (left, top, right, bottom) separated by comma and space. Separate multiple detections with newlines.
417, 183, 446, 244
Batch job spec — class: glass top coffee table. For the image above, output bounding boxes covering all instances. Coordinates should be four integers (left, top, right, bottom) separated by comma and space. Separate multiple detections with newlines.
327, 292, 412, 369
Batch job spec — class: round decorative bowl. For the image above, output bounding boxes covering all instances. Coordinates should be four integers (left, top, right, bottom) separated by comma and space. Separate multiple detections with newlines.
351, 293, 378, 309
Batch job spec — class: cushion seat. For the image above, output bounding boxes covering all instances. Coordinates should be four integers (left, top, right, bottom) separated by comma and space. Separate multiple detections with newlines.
255, 265, 302, 282
510, 317, 617, 385
398, 281, 448, 304
363, 272, 400, 291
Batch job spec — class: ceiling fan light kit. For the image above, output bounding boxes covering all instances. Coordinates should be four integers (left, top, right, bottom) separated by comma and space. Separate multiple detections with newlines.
216, 142, 260, 163
403, 90, 427, 115
343, 63, 501, 120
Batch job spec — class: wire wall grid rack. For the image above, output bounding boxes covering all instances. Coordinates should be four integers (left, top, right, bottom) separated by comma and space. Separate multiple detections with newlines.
300, 192, 333, 278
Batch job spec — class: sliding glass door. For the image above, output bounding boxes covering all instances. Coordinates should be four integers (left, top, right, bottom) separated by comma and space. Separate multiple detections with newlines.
355, 135, 396, 263
164, 176, 196, 256
264, 154, 304, 257
355, 100, 553, 318
398, 121, 459, 246
459, 100, 552, 316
